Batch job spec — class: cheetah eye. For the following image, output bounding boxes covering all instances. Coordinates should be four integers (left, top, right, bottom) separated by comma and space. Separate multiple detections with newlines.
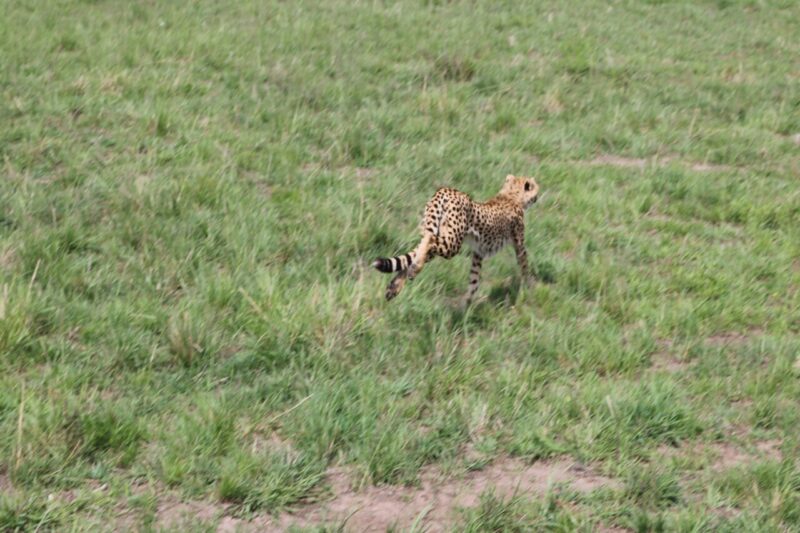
524, 182, 531, 191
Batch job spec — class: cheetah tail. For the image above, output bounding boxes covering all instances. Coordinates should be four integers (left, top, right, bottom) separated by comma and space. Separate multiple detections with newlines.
372, 252, 414, 273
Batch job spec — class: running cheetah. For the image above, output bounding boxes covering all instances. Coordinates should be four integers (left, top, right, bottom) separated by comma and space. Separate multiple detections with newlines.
373, 174, 540, 302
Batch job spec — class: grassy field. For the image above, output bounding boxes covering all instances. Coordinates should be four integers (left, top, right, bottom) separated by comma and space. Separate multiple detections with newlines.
2, 0, 800, 530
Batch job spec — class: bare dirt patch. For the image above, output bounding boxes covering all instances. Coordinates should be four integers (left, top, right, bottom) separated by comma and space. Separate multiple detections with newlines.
754, 439, 782, 462
651, 354, 691, 373
353, 167, 378, 180
0, 247, 16, 270
650, 339, 692, 373
300, 162, 320, 173
543, 88, 564, 115
705, 330, 763, 348
242, 172, 273, 198
157, 497, 226, 530
255, 182, 273, 198
586, 154, 731, 172
0, 472, 15, 496
689, 161, 732, 172
658, 439, 782, 472
708, 439, 782, 471
300, 164, 378, 182
220, 457, 619, 532
590, 155, 649, 169
247, 431, 297, 459
707, 442, 751, 471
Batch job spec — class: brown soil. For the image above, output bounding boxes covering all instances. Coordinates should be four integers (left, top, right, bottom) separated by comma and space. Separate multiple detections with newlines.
705, 330, 763, 347
0, 473, 14, 496
591, 155, 649, 169
158, 498, 226, 530
133, 437, 783, 531
651, 354, 691, 373
587, 155, 731, 172
707, 439, 782, 471
0, 247, 16, 270
689, 162, 732, 172
217, 457, 619, 532
353, 167, 377, 180
707, 442, 752, 470
658, 438, 782, 471
706, 332, 748, 347
301, 164, 377, 180
650, 339, 691, 373
754, 439, 782, 462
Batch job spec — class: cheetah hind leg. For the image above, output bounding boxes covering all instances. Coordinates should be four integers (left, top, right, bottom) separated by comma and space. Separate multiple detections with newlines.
405, 233, 434, 281
385, 234, 434, 301
385, 270, 408, 301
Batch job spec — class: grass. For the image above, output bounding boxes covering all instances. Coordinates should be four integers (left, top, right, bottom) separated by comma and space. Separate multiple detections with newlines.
1, 0, 800, 530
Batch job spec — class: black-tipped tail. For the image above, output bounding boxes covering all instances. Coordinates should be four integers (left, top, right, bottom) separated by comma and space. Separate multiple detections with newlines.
372, 253, 413, 273
373, 258, 393, 273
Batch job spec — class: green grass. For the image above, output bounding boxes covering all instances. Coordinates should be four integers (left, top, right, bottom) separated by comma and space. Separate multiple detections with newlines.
2, 0, 800, 530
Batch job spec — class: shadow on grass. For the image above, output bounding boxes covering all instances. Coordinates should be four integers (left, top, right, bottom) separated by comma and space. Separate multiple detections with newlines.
486, 277, 525, 306
440, 281, 524, 329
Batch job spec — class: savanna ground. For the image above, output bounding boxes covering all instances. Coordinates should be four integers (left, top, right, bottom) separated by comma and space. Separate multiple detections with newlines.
1, 0, 800, 531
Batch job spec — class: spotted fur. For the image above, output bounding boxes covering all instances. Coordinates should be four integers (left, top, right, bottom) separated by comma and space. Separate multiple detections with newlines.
373, 174, 540, 302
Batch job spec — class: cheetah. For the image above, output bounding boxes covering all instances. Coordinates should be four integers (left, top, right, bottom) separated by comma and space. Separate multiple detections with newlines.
373, 174, 540, 302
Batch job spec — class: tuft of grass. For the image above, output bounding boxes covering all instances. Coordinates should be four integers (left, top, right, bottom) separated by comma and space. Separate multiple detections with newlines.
714, 461, 800, 526
0, 494, 60, 532
63, 405, 144, 466
598, 381, 702, 453
0, 283, 34, 362
218, 451, 326, 512
433, 55, 477, 82
165, 311, 219, 368
459, 491, 534, 533
557, 38, 597, 76
624, 466, 682, 509
458, 490, 588, 532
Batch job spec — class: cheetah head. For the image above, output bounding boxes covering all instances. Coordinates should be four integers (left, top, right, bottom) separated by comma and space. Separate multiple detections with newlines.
502, 174, 540, 209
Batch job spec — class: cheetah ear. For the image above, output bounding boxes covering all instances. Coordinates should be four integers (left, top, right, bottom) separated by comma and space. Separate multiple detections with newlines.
505, 174, 515, 183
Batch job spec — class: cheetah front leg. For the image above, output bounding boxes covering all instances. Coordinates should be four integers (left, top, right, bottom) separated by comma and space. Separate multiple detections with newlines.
512, 226, 530, 280
464, 252, 483, 305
